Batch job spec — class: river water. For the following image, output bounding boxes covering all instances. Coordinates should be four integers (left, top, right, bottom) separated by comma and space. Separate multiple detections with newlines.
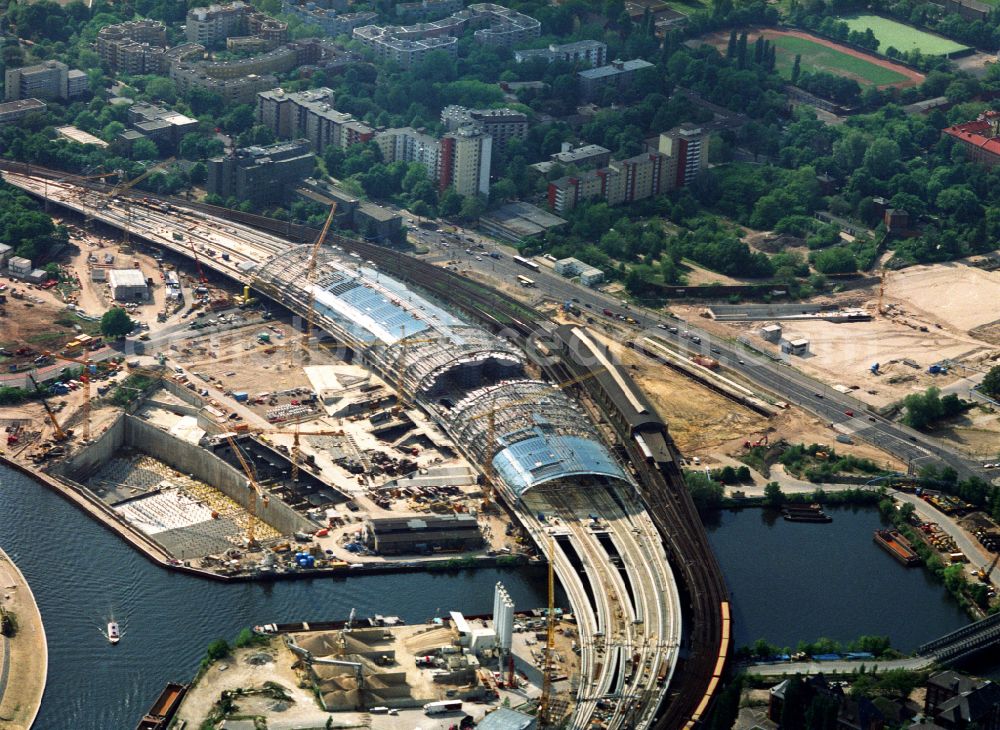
703, 505, 971, 653
0, 466, 548, 729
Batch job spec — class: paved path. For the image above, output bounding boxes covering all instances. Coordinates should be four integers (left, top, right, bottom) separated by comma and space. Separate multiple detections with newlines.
892, 491, 1000, 584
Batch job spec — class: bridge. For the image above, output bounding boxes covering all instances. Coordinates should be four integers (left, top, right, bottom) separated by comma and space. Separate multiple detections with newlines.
3, 167, 730, 729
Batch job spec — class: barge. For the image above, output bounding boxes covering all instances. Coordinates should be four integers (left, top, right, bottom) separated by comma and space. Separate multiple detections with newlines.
782, 504, 832, 523
874, 529, 920, 566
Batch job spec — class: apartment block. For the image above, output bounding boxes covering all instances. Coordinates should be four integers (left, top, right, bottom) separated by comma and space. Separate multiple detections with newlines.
0, 98, 47, 125
377, 125, 491, 197
657, 123, 710, 188
441, 105, 527, 156
547, 151, 667, 214
514, 40, 607, 67
207, 139, 315, 206
298, 177, 404, 242
185, 2, 287, 48
396, 0, 464, 20
354, 3, 539, 68
170, 66, 278, 104
5, 61, 87, 102
257, 87, 374, 152
280, 1, 376, 36
97, 20, 168, 74
577, 58, 654, 102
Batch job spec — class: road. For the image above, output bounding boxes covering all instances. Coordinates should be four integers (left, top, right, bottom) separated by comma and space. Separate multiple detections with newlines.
412, 237, 994, 485
5, 171, 683, 730
892, 491, 1000, 584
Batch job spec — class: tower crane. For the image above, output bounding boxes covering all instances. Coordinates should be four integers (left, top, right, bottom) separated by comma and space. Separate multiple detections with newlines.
539, 534, 557, 728
247, 425, 346, 483
224, 434, 270, 546
44, 350, 114, 443
300, 203, 338, 362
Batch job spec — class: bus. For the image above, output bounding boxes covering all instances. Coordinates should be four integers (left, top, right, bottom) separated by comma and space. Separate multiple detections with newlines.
512, 255, 539, 272
516, 275, 535, 288
424, 700, 462, 715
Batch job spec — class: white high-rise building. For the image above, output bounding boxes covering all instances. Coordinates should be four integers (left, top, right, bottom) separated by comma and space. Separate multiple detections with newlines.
493, 582, 514, 653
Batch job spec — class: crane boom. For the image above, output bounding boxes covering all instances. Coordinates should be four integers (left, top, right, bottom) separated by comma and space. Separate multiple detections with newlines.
224, 434, 269, 545
27, 373, 68, 442
539, 534, 556, 727
301, 203, 337, 360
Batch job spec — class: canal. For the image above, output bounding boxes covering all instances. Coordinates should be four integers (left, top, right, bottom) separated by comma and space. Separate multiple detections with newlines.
0, 466, 548, 729
704, 505, 971, 654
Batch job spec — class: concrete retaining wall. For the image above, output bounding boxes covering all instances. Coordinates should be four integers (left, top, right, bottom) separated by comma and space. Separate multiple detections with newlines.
125, 416, 311, 535
53, 412, 126, 480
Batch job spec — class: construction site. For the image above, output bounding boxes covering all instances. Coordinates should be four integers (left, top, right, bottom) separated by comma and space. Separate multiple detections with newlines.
172, 588, 579, 729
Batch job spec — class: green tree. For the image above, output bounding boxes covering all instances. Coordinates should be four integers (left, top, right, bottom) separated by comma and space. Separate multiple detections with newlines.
100, 307, 134, 338
981, 365, 1000, 399
791, 54, 802, 85
458, 195, 486, 222
763, 481, 785, 508
130, 138, 159, 161
145, 77, 177, 104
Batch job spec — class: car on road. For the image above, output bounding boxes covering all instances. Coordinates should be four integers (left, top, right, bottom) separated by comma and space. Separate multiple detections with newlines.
710, 347, 721, 354
814, 392, 824, 398
475, 256, 482, 261
983, 463, 997, 469
845, 410, 854, 417
657, 323, 667, 330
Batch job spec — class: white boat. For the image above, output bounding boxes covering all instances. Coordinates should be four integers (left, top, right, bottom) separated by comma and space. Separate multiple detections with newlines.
108, 621, 120, 644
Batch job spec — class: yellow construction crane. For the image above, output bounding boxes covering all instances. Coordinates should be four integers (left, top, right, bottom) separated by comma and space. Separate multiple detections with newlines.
976, 553, 999, 584
27, 373, 69, 443
247, 425, 346, 483
300, 203, 338, 362
102, 157, 176, 248
224, 433, 270, 546
539, 534, 556, 728
45, 350, 117, 443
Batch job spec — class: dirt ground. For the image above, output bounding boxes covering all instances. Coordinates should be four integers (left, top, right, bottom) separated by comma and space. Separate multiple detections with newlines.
600, 335, 770, 454
593, 326, 906, 469
173, 640, 342, 729
886, 260, 1000, 337
931, 403, 1000, 459
0, 547, 46, 730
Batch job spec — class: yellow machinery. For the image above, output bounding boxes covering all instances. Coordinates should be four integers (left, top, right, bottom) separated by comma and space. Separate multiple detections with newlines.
224, 433, 270, 546
300, 203, 338, 361
27, 373, 69, 442
539, 534, 556, 727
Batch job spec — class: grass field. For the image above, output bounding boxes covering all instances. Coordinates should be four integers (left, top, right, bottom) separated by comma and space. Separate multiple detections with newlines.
770, 35, 909, 86
843, 15, 970, 56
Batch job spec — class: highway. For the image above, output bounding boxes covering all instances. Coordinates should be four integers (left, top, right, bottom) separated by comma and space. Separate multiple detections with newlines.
4, 170, 685, 729
425, 242, 994, 484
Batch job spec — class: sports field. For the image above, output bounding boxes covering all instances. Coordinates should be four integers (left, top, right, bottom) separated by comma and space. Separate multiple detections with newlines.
770, 34, 909, 86
697, 28, 925, 89
843, 15, 970, 56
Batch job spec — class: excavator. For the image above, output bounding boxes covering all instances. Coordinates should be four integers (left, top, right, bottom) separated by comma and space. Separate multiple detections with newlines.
975, 553, 999, 584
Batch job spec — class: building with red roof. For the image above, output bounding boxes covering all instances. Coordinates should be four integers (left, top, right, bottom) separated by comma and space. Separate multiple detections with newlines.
943, 110, 1000, 168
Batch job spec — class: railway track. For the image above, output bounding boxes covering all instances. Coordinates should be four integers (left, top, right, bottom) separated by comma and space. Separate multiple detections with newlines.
4, 165, 729, 729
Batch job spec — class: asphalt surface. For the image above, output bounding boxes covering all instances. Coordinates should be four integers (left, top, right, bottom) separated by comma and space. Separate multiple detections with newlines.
407, 229, 994, 485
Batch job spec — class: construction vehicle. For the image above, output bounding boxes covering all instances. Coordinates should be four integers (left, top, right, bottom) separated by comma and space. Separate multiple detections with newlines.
44, 350, 116, 442
27, 373, 70, 442
975, 553, 999, 584
742, 432, 768, 449
246, 425, 345, 483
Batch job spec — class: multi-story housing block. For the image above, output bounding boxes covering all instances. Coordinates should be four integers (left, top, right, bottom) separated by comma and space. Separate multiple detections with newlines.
207, 139, 315, 206
5, 61, 87, 101
514, 39, 606, 66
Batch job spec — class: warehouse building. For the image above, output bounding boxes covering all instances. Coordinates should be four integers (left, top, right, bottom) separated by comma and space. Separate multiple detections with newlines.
109, 269, 150, 301
366, 513, 482, 555
554, 257, 604, 287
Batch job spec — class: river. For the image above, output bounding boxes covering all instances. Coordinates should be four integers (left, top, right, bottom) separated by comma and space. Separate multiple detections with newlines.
0, 466, 548, 729
703, 505, 971, 654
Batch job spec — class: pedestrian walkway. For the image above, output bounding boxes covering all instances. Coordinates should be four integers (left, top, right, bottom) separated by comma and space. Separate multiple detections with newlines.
0, 546, 47, 730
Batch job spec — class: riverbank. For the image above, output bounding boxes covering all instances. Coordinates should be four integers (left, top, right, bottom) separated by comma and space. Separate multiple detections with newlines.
0, 456, 538, 583
0, 545, 47, 730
